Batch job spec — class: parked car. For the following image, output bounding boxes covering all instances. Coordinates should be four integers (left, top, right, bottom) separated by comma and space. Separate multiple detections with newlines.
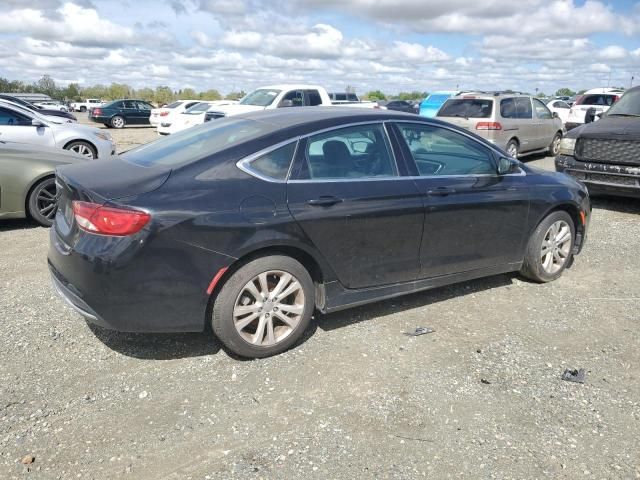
0, 95, 77, 122
565, 88, 623, 130
419, 91, 459, 118
327, 92, 379, 107
70, 99, 104, 112
157, 101, 238, 135
380, 100, 419, 114
555, 85, 640, 198
547, 99, 571, 124
0, 101, 115, 159
0, 142, 89, 226
436, 92, 564, 158
33, 101, 69, 112
88, 99, 154, 128
49, 108, 590, 359
149, 100, 200, 127
203, 85, 379, 121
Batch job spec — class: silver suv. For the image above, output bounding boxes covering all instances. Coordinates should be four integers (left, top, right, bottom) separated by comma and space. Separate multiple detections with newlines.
436, 92, 564, 158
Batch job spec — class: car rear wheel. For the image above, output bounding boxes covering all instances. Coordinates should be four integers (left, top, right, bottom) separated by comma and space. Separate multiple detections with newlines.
506, 139, 519, 158
65, 141, 97, 159
27, 177, 58, 227
111, 115, 125, 129
549, 132, 562, 156
212, 255, 314, 358
520, 211, 574, 283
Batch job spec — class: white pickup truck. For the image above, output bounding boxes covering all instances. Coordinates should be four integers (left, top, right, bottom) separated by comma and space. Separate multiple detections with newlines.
70, 99, 104, 112
203, 85, 379, 121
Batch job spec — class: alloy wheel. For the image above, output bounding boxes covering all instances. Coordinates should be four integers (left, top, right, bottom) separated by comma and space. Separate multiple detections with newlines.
112, 116, 124, 128
540, 220, 572, 274
69, 143, 94, 158
35, 180, 58, 221
551, 134, 562, 156
507, 142, 518, 158
233, 270, 305, 347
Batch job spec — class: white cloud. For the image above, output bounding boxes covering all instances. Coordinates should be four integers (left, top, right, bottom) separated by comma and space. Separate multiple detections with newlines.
390, 41, 449, 62
598, 45, 627, 60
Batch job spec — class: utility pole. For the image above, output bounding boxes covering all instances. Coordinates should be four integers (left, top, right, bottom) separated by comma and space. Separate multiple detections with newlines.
631, 76, 635, 88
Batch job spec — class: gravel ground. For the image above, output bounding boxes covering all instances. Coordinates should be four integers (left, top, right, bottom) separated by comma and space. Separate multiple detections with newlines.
1, 122, 639, 479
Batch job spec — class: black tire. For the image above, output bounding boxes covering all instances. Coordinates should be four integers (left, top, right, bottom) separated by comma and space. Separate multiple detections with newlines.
548, 132, 562, 156
212, 255, 315, 358
111, 115, 125, 129
64, 141, 97, 159
27, 177, 58, 227
520, 211, 575, 283
506, 139, 519, 158
104, 123, 112, 128
79, 106, 87, 112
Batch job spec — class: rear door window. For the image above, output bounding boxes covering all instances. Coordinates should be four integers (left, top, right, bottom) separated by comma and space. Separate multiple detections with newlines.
305, 90, 323, 106
397, 123, 495, 176
280, 90, 304, 107
300, 124, 397, 180
438, 99, 493, 118
515, 98, 532, 119
500, 98, 517, 118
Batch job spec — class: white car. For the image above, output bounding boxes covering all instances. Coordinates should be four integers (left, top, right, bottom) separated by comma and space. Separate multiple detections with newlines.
70, 99, 104, 112
565, 87, 623, 129
0, 101, 115, 158
150, 100, 201, 127
33, 101, 69, 112
157, 100, 238, 135
546, 99, 571, 124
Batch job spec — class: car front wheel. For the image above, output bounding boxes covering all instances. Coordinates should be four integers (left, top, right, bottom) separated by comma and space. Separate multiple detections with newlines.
212, 255, 315, 358
65, 141, 97, 159
27, 177, 58, 227
549, 132, 562, 156
520, 211, 575, 283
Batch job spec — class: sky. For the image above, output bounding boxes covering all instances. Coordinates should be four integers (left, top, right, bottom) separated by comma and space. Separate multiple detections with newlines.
0, 0, 639, 96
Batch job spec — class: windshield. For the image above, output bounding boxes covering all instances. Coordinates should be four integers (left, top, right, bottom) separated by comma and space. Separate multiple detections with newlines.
438, 99, 493, 118
239, 89, 281, 107
423, 94, 452, 105
605, 89, 640, 116
184, 102, 212, 114
122, 117, 281, 168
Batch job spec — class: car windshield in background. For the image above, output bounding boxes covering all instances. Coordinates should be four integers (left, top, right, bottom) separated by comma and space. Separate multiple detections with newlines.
425, 94, 452, 105
165, 101, 183, 109
438, 99, 493, 118
122, 118, 280, 168
184, 102, 212, 114
606, 90, 640, 116
240, 89, 281, 107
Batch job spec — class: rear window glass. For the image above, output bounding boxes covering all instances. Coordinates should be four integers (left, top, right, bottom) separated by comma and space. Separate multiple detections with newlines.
165, 101, 182, 108
122, 118, 280, 168
247, 142, 297, 180
576, 94, 618, 106
438, 99, 493, 118
184, 102, 212, 114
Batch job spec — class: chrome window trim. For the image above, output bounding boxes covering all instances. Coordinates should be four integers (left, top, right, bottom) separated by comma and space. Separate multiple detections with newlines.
236, 137, 301, 183
236, 118, 526, 183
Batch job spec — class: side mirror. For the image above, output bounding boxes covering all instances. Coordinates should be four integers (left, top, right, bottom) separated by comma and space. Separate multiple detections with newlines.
552, 111, 559, 119
584, 107, 596, 124
498, 157, 518, 175
596, 112, 603, 119
32, 119, 46, 127
279, 99, 294, 108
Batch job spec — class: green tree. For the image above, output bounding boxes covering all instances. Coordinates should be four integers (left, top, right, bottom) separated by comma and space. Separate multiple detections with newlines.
180, 88, 198, 99
35, 75, 58, 97
364, 90, 386, 101
107, 83, 132, 100
154, 86, 174, 105
554, 87, 576, 97
136, 87, 155, 102
396, 91, 427, 100
83, 84, 109, 100
199, 89, 222, 101
225, 90, 246, 100
62, 83, 81, 100
536, 91, 547, 98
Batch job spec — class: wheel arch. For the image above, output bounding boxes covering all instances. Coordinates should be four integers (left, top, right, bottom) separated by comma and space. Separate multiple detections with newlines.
62, 139, 98, 157
535, 202, 584, 250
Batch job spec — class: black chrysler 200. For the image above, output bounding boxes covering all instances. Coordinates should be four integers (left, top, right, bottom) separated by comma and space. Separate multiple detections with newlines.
49, 108, 591, 358
555, 85, 640, 198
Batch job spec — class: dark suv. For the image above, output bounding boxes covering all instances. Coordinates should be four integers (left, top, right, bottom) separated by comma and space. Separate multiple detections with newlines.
555, 86, 640, 198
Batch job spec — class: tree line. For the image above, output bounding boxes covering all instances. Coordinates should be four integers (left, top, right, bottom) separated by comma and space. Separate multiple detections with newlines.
0, 75, 245, 104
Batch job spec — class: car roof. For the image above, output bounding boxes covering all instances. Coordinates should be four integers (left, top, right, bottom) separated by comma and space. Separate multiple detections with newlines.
584, 87, 624, 94
257, 84, 324, 91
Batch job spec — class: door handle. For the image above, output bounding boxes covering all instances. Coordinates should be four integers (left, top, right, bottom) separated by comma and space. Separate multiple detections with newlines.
307, 196, 343, 207
427, 187, 456, 197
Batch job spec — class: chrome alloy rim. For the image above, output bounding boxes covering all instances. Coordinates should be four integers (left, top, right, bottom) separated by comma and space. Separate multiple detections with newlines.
507, 143, 518, 158
69, 143, 94, 158
541, 220, 572, 274
551, 135, 561, 155
112, 117, 124, 128
233, 270, 305, 346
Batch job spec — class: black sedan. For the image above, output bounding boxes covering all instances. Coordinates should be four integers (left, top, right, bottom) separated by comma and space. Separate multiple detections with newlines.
88, 99, 154, 128
49, 108, 591, 358
381, 100, 419, 114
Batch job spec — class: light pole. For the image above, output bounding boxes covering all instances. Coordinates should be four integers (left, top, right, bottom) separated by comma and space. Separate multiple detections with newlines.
631, 76, 635, 88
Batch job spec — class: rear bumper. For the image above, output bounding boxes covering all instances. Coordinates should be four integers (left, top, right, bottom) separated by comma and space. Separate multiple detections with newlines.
555, 155, 640, 198
48, 223, 234, 333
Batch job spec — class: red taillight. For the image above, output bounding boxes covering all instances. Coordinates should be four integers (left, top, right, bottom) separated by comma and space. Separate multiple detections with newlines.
476, 121, 502, 130
72, 201, 150, 236
612, 95, 620, 103
159, 111, 169, 116
93, 108, 102, 115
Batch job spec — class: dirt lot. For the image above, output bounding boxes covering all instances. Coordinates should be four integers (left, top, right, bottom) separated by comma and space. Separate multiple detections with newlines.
1, 121, 639, 479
